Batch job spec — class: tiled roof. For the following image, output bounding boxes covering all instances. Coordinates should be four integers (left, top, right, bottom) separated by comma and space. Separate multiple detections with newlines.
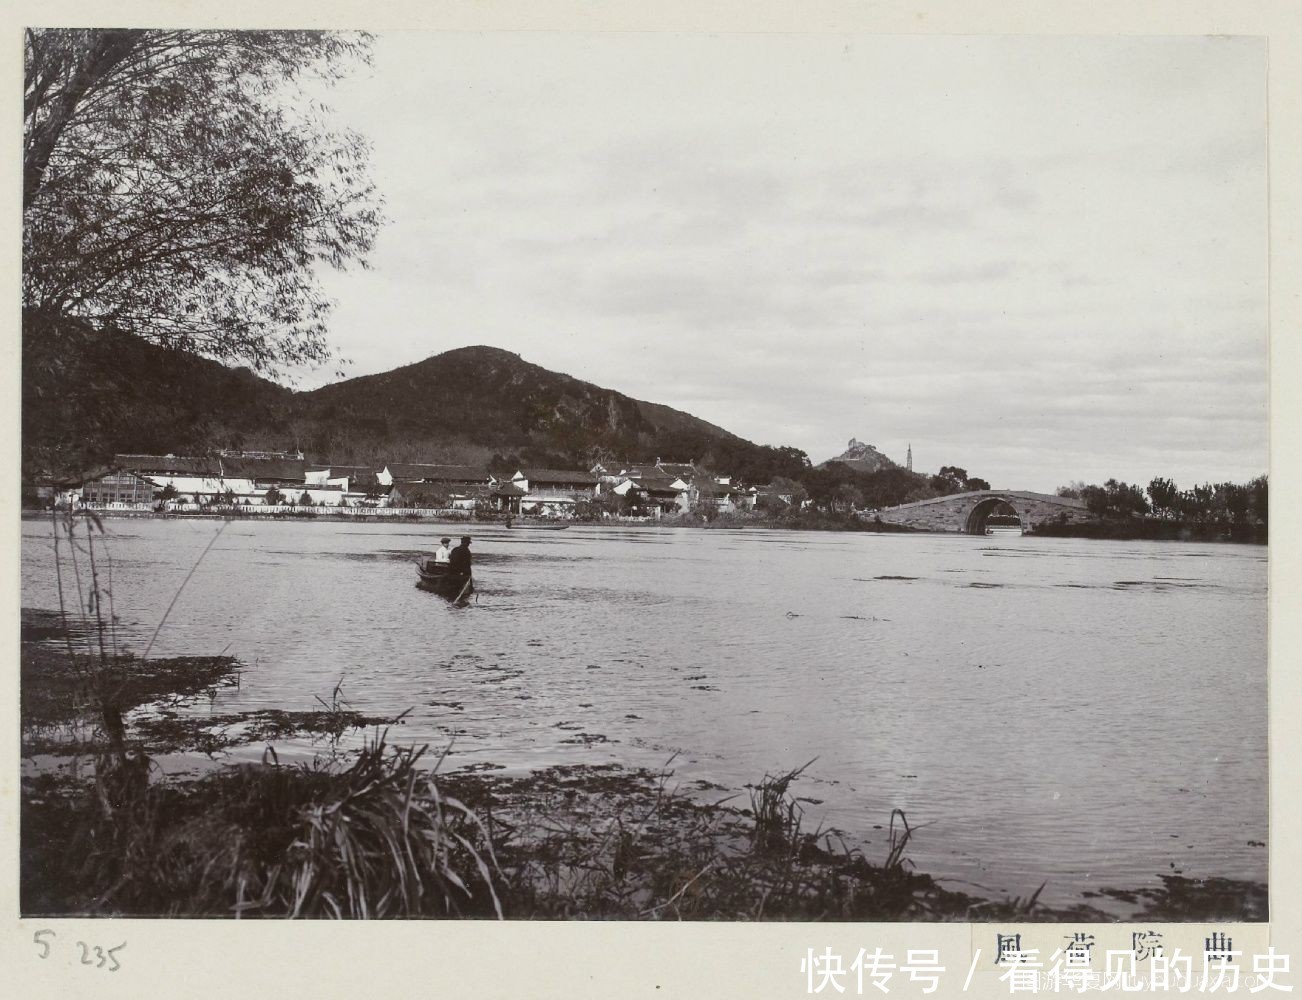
387, 463, 491, 483
310, 463, 377, 476
79, 466, 157, 486
517, 468, 599, 485
655, 462, 698, 479
590, 460, 644, 475
219, 456, 306, 481
115, 454, 221, 476
630, 472, 686, 489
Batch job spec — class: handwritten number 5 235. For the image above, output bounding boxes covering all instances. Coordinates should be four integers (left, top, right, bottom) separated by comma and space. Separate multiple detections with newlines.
33, 931, 124, 972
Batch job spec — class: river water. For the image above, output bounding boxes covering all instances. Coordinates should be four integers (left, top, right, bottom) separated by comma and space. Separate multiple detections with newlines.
20, 517, 1267, 910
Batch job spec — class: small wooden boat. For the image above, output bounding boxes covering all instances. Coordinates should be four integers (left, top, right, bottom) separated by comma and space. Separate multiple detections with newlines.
415, 561, 474, 601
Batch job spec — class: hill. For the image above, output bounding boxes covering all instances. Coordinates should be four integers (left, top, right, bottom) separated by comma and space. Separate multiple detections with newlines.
22, 314, 293, 478
22, 322, 807, 483
299, 346, 675, 463
820, 438, 899, 474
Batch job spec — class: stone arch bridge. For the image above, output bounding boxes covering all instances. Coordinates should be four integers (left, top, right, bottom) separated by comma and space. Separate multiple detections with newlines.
870, 490, 1093, 535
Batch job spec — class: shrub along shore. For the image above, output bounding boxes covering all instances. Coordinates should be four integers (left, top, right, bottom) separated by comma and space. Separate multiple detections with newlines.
20, 610, 1265, 921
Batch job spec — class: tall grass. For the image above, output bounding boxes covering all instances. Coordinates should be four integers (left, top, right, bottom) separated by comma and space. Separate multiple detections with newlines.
748, 760, 815, 855
45, 732, 502, 918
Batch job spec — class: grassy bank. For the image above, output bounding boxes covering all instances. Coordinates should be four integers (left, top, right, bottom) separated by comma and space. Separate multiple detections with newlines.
22, 742, 1266, 921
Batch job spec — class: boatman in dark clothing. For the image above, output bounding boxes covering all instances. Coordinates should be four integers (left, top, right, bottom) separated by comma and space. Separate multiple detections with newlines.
448, 536, 473, 597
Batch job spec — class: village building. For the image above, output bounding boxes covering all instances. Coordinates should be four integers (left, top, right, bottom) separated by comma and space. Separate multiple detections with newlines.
346, 482, 393, 507
376, 463, 492, 487
389, 481, 483, 509
115, 453, 221, 479
589, 459, 716, 516
378, 464, 494, 509
111, 452, 304, 505
113, 454, 243, 503
752, 484, 797, 508
608, 475, 686, 517
306, 463, 378, 487
712, 483, 757, 513
489, 480, 528, 513
218, 454, 307, 490
78, 468, 159, 506
305, 464, 388, 502
379, 464, 494, 509
285, 484, 352, 506
622, 470, 693, 515
496, 469, 599, 517
23, 472, 83, 508
654, 460, 700, 483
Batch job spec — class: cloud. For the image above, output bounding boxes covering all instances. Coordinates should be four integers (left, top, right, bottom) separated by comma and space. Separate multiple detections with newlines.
302, 33, 1266, 490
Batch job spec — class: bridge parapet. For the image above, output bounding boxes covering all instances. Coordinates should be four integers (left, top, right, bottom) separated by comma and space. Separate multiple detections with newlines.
869, 490, 1094, 534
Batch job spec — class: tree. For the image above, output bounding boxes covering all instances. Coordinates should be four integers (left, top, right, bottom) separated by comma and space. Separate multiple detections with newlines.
1079, 479, 1149, 519
298, 491, 313, 507
1147, 477, 1179, 519
24, 29, 381, 372
1056, 482, 1086, 499
580, 491, 629, 519
859, 468, 930, 508
1081, 485, 1110, 518
964, 476, 991, 492
264, 485, 284, 506
1222, 482, 1250, 526
690, 474, 720, 520
831, 483, 864, 512
407, 488, 449, 510
156, 482, 179, 502
1249, 474, 1268, 526
929, 466, 969, 496
1103, 479, 1149, 517
1182, 483, 1215, 522
760, 475, 808, 511
798, 463, 848, 510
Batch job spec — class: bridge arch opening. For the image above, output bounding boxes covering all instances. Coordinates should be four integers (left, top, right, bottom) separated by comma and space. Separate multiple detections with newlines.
965, 497, 1022, 535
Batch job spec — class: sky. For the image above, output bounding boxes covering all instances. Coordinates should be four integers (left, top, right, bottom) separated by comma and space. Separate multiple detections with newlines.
298, 33, 1266, 493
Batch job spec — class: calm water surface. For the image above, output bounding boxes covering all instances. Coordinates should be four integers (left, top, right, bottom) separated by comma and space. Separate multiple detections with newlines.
21, 518, 1267, 909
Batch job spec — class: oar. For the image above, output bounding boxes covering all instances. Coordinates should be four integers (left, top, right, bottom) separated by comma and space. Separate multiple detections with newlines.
454, 575, 474, 603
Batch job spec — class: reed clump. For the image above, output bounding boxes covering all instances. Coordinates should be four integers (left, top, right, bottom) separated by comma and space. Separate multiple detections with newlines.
26, 734, 501, 918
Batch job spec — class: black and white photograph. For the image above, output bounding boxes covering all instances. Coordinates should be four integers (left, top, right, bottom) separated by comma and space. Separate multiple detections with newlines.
18, 21, 1272, 941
